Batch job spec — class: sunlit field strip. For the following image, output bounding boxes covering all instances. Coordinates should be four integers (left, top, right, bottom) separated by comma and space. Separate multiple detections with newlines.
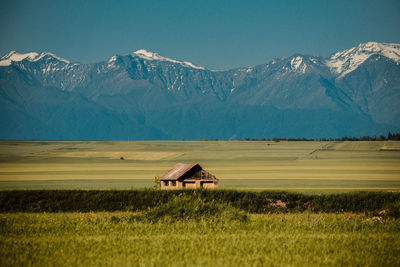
0, 140, 399, 191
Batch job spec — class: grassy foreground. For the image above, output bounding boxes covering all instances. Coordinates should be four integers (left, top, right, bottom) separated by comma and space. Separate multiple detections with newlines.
1, 192, 399, 266
1, 211, 399, 266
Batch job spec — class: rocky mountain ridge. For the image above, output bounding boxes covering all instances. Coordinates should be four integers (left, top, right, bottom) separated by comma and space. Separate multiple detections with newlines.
1, 42, 399, 140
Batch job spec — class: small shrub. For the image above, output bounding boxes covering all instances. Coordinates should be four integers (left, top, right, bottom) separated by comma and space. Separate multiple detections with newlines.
153, 176, 161, 189
135, 194, 248, 223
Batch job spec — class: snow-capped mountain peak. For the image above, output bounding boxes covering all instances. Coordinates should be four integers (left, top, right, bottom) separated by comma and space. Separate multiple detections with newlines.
0, 51, 39, 66
0, 51, 70, 66
33, 52, 70, 64
133, 49, 164, 61
132, 49, 205, 70
326, 42, 400, 78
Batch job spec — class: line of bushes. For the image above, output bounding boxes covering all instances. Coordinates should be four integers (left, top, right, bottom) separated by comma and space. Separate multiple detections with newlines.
1, 189, 399, 216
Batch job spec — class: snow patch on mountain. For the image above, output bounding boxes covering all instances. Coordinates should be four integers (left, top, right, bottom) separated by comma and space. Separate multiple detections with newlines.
108, 56, 117, 63
290, 56, 307, 73
326, 42, 400, 78
0, 51, 70, 66
133, 49, 205, 70
182, 61, 204, 69
106, 55, 119, 69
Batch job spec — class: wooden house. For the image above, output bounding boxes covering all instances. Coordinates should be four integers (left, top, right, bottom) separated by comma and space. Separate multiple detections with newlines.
160, 163, 218, 189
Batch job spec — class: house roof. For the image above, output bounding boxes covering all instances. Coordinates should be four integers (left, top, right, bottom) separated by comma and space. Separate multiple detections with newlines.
160, 163, 200, 181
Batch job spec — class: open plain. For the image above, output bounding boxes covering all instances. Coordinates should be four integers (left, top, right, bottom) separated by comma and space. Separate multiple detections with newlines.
0, 140, 399, 192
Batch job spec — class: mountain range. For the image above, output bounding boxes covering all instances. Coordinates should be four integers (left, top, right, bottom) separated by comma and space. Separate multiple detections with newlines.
1, 42, 399, 140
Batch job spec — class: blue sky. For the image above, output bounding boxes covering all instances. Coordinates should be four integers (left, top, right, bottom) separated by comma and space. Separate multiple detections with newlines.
1, 0, 399, 70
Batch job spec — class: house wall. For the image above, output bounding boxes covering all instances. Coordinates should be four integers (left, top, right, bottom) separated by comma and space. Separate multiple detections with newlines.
202, 182, 216, 189
161, 180, 168, 189
184, 182, 197, 188
161, 180, 179, 189
161, 180, 218, 189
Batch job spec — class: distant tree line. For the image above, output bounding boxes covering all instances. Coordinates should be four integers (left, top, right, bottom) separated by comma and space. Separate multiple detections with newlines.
235, 132, 400, 142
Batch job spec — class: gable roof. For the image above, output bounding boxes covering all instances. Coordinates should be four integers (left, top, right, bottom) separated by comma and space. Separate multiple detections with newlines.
160, 163, 200, 181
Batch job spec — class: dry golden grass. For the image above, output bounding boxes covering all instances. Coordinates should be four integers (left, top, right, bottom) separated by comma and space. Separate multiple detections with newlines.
24, 151, 184, 160
0, 140, 399, 191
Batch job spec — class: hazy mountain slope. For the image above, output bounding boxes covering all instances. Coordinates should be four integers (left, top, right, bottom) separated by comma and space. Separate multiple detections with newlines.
334, 55, 400, 126
0, 42, 399, 140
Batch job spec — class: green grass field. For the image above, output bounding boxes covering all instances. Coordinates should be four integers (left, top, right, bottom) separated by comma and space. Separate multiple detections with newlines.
1, 140, 400, 192
1, 212, 399, 266
1, 141, 400, 266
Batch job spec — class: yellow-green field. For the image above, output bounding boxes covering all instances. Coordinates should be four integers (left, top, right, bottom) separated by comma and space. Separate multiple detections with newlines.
1, 140, 400, 192
1, 212, 399, 266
